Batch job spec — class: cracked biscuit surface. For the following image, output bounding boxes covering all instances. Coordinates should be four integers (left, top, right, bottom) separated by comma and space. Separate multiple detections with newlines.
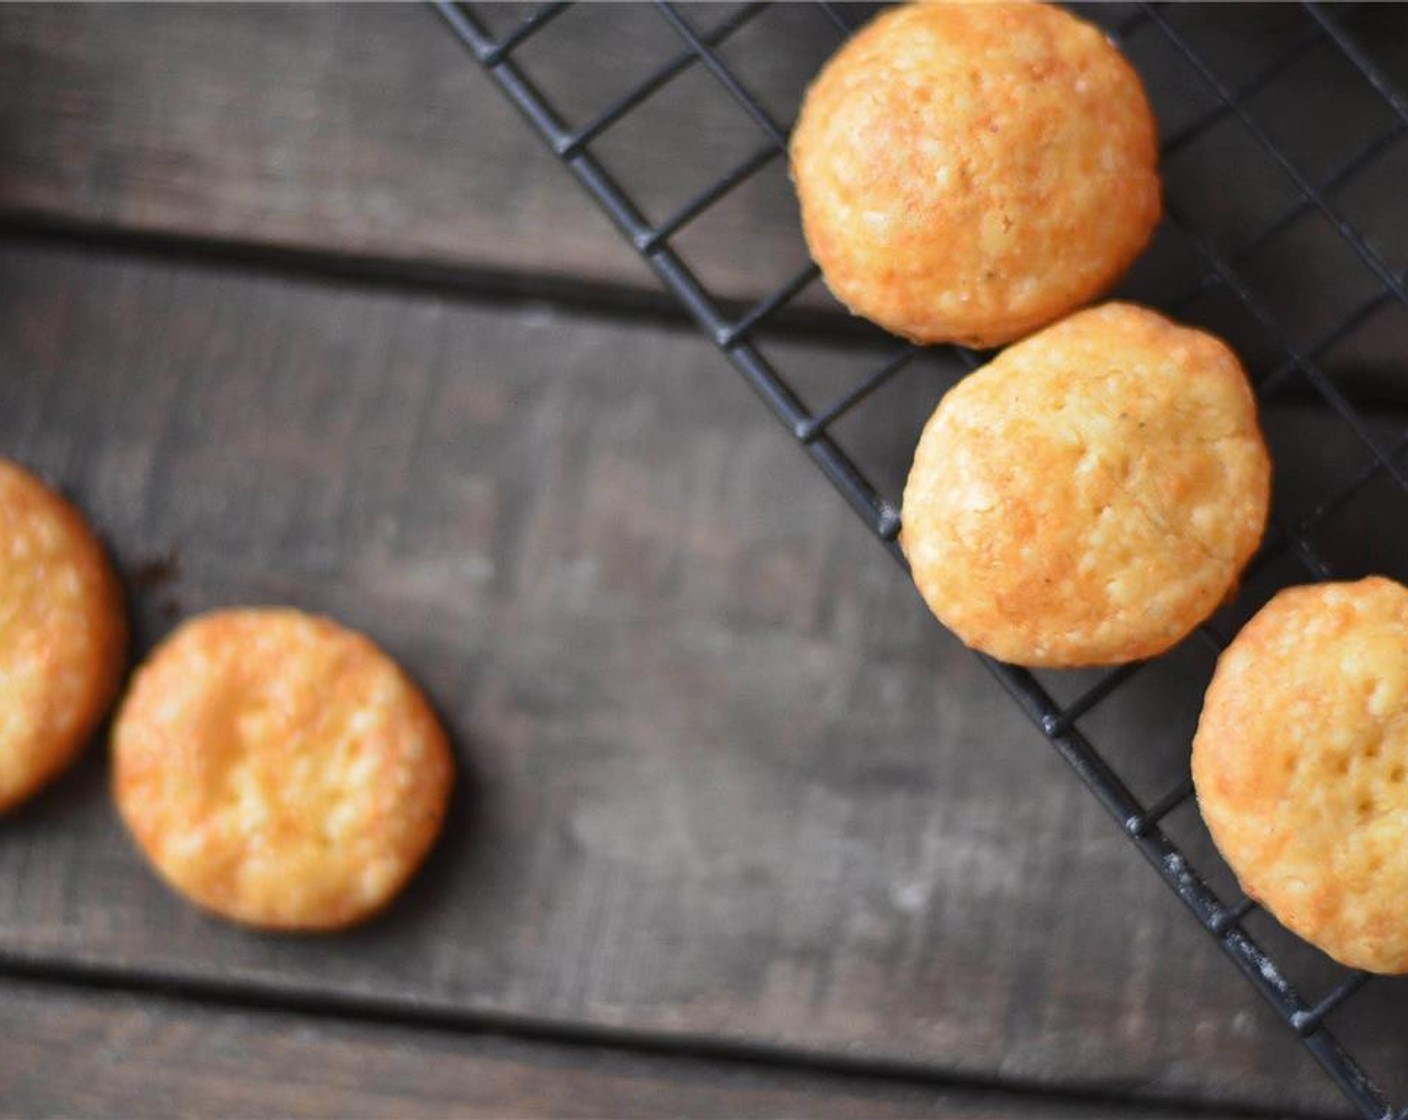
791, 1, 1161, 348
1194, 577, 1408, 974
113, 608, 453, 931
901, 303, 1269, 667
0, 458, 126, 813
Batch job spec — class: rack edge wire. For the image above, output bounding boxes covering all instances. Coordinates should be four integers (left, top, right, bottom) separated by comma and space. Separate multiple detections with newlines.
435, 4, 1395, 1115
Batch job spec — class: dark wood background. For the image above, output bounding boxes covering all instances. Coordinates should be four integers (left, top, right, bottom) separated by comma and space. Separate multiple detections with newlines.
3, 4, 1408, 1117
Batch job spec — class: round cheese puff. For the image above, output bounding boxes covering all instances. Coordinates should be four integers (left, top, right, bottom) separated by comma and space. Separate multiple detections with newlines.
0, 458, 126, 813
1194, 577, 1408, 974
901, 303, 1270, 667
113, 609, 453, 931
791, 1, 1161, 348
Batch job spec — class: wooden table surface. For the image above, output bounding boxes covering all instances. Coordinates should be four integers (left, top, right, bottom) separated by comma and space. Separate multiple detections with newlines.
3, 4, 1408, 1117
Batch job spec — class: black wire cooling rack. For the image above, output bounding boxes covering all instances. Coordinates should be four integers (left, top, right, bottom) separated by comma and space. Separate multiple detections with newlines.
439, 3, 1408, 1114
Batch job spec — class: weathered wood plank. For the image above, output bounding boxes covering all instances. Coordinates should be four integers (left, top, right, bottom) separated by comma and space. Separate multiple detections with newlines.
5, 2, 1402, 325
0, 3, 825, 304
0, 239, 1401, 1114
0, 976, 1254, 1120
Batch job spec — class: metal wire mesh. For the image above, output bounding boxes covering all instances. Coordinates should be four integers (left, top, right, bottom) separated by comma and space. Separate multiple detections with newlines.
438, 3, 1408, 1114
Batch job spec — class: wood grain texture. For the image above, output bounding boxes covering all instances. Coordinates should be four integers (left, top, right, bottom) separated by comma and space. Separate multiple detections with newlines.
0, 3, 829, 305
6, 3, 1397, 330
1, 240, 1401, 1115
0, 977, 1254, 1120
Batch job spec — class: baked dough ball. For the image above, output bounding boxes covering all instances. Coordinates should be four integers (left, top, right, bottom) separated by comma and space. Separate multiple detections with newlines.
0, 458, 126, 813
113, 609, 453, 931
1194, 577, 1408, 974
901, 303, 1269, 667
791, 2, 1161, 348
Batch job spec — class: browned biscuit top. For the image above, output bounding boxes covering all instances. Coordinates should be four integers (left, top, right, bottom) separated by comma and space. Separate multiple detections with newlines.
0, 458, 126, 813
113, 608, 453, 930
1194, 577, 1408, 974
792, 1, 1161, 347
901, 303, 1270, 667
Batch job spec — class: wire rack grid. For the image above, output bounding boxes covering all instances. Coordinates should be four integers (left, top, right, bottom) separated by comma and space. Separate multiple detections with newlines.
439, 3, 1408, 1115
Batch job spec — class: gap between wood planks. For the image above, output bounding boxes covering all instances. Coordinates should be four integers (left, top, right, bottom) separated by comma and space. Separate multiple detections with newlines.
0, 949, 1346, 1120
1, 211, 1396, 419
0, 208, 891, 351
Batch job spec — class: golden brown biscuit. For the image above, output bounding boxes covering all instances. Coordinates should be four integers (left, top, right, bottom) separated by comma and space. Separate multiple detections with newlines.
113, 608, 453, 931
791, 2, 1161, 348
1194, 577, 1408, 974
0, 458, 126, 813
901, 303, 1269, 667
